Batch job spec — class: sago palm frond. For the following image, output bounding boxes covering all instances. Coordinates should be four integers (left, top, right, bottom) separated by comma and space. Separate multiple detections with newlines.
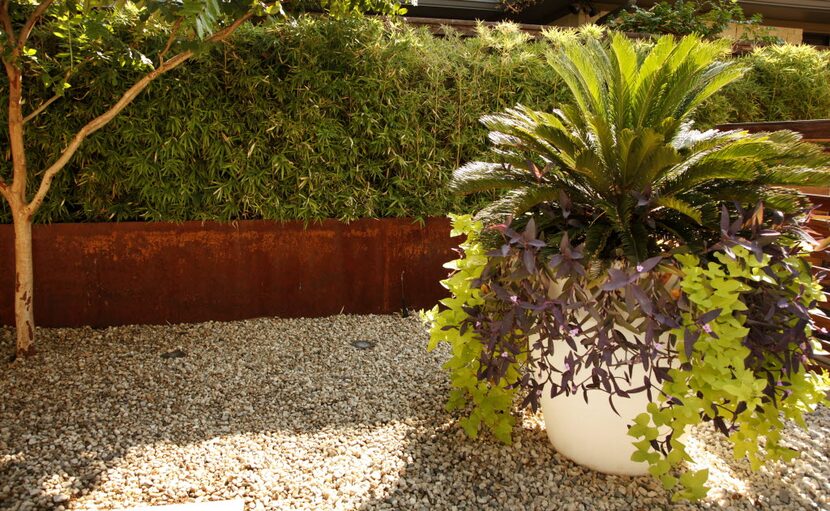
452, 32, 830, 262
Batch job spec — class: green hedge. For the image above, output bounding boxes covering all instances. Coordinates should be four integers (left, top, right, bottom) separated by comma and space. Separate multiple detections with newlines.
6, 18, 830, 223
697, 44, 830, 125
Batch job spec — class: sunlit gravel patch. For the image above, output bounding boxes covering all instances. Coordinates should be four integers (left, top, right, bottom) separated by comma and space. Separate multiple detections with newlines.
1, 315, 827, 510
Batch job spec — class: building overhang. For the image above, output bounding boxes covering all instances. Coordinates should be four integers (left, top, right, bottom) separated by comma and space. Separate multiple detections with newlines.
607, 0, 830, 25
408, 0, 830, 26
739, 0, 830, 24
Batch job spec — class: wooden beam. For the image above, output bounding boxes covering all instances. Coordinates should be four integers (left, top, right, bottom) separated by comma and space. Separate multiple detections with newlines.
717, 119, 830, 142
807, 194, 830, 211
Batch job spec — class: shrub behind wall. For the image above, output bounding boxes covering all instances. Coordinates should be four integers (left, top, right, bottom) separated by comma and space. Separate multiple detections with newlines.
11, 18, 567, 223
5, 19, 830, 224
697, 44, 830, 126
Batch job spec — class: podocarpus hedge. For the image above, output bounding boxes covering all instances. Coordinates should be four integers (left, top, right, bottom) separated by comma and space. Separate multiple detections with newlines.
3, 17, 830, 224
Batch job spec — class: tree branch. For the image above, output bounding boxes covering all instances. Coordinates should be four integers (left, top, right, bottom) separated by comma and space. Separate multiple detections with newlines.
0, 0, 15, 48
158, 17, 183, 65
15, 0, 54, 55
23, 56, 92, 125
4, 52, 27, 201
26, 11, 256, 214
26, 51, 193, 214
22, 94, 59, 124
205, 11, 255, 44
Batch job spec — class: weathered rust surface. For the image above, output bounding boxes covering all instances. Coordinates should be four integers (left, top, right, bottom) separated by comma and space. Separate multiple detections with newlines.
0, 218, 458, 327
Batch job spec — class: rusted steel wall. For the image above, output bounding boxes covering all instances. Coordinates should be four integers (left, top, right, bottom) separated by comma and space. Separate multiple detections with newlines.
0, 218, 457, 327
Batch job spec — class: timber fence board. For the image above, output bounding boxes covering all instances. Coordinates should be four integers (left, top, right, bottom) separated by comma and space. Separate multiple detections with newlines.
719, 119, 830, 142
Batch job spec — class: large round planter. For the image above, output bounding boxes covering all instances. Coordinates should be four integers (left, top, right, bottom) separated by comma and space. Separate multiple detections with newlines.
531, 321, 669, 476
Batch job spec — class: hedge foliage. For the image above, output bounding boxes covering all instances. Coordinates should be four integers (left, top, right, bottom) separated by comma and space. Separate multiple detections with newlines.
697, 44, 830, 125
4, 17, 830, 223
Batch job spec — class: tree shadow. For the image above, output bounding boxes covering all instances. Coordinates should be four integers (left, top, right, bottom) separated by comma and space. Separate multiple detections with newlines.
1, 318, 827, 511
679, 406, 830, 510
356, 407, 829, 511
0, 316, 450, 510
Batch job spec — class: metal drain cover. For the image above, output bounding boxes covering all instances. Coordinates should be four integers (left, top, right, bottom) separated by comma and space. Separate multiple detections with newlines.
350, 340, 376, 350
160, 349, 187, 359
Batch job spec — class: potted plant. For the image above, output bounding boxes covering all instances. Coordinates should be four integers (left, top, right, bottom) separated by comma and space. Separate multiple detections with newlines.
426, 31, 830, 501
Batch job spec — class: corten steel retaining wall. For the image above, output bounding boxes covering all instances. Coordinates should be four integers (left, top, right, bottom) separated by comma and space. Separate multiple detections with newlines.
0, 218, 457, 328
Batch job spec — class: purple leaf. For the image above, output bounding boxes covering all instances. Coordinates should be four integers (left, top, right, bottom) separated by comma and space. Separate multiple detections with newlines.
523, 249, 536, 274
523, 218, 537, 241
601, 268, 633, 291
559, 190, 572, 218
684, 327, 700, 359
697, 308, 722, 325
608, 394, 620, 416
560, 231, 572, 256
633, 191, 650, 207
730, 215, 743, 235
636, 256, 662, 274
720, 205, 730, 233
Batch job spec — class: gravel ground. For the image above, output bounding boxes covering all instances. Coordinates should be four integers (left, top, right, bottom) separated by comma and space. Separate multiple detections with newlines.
0, 314, 828, 511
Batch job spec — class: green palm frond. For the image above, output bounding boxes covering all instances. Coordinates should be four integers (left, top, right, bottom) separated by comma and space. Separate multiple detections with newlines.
657, 154, 759, 196
452, 32, 830, 262
758, 187, 814, 213
474, 186, 561, 225
671, 125, 738, 151
759, 166, 830, 187
584, 222, 613, 259
451, 162, 534, 195
653, 196, 702, 225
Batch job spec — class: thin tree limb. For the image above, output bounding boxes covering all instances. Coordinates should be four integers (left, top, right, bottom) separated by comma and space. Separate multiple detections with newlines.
23, 56, 92, 125
0, 181, 10, 202
158, 17, 183, 65
22, 94, 60, 124
204, 11, 255, 45
15, 0, 54, 55
26, 11, 256, 214
0, 0, 15, 48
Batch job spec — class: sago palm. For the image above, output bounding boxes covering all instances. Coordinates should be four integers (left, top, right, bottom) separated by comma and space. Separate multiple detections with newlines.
452, 33, 830, 262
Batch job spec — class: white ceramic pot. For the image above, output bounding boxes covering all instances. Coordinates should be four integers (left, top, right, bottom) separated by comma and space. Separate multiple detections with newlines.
531, 319, 669, 476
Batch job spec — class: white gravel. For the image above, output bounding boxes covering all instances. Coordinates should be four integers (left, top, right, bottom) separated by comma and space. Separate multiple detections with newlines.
0, 314, 827, 511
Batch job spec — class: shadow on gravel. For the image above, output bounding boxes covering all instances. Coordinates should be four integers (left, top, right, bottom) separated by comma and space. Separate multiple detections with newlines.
356, 410, 829, 511
692, 406, 830, 511
352, 420, 670, 511
2, 319, 828, 511
0, 316, 446, 510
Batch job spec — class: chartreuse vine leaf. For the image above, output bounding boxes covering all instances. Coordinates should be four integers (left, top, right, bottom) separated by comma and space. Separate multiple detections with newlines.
424, 214, 521, 444
629, 246, 830, 501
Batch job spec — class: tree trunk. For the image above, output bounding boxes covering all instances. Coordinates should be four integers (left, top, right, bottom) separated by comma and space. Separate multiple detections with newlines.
13, 211, 35, 357
3, 60, 36, 357
0, 9, 254, 359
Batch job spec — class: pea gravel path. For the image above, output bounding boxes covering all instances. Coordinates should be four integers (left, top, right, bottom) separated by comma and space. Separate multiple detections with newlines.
1, 315, 828, 511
